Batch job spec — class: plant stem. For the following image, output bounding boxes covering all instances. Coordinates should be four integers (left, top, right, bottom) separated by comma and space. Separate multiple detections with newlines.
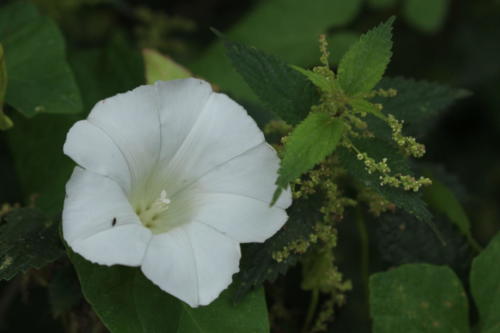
301, 288, 319, 333
355, 209, 369, 299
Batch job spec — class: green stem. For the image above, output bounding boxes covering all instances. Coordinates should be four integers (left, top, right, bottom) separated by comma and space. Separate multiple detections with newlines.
468, 236, 483, 254
301, 288, 319, 333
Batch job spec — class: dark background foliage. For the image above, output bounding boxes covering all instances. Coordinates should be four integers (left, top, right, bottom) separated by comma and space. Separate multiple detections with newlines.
0, 0, 499, 332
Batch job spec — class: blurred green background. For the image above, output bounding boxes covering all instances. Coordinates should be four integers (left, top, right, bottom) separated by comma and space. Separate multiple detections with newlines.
0, 0, 499, 332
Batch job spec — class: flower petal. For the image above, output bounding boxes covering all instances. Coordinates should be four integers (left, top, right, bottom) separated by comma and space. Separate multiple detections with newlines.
63, 167, 152, 266
141, 222, 240, 307
86, 84, 161, 200
154, 92, 265, 197
193, 143, 292, 210
63, 120, 133, 193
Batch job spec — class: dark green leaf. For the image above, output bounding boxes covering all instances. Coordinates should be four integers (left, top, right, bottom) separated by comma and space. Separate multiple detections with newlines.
0, 1, 82, 117
0, 208, 63, 280
338, 138, 432, 222
368, 0, 398, 10
0, 43, 12, 130
223, 39, 318, 125
368, 77, 470, 139
403, 0, 450, 33
70, 252, 270, 333
370, 264, 469, 333
337, 17, 394, 96
48, 264, 83, 317
276, 113, 344, 195
470, 232, 500, 333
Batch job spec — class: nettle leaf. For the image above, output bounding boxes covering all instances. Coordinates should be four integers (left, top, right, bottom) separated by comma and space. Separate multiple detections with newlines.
233, 196, 322, 301
290, 65, 333, 92
70, 252, 269, 333
0, 1, 82, 117
403, 0, 450, 33
368, 77, 470, 139
338, 138, 432, 222
143, 48, 191, 84
326, 31, 359, 66
337, 17, 394, 96
275, 113, 344, 200
223, 39, 319, 125
370, 264, 470, 332
0, 208, 64, 281
470, 233, 500, 333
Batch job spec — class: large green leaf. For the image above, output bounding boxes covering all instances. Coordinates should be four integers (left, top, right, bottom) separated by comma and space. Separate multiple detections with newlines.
338, 138, 432, 222
70, 252, 270, 333
337, 17, 394, 96
470, 233, 500, 333
368, 77, 469, 139
0, 43, 12, 130
0, 1, 82, 117
276, 113, 344, 195
403, 0, 450, 33
191, 0, 362, 99
0, 208, 63, 280
370, 263, 469, 333
223, 39, 318, 125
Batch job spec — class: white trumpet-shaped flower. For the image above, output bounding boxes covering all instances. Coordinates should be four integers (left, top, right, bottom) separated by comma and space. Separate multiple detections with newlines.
62, 78, 292, 307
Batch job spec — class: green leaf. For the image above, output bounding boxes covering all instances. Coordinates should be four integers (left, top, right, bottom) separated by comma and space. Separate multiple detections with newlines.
143, 48, 191, 84
48, 264, 82, 317
338, 138, 432, 222
423, 171, 480, 251
276, 113, 344, 195
337, 17, 394, 96
69, 252, 270, 333
370, 263, 469, 333
223, 39, 318, 125
0, 1, 82, 117
470, 233, 500, 333
0, 208, 64, 281
233, 196, 322, 301
368, 77, 470, 139
403, 0, 450, 33
191, 0, 362, 99
0, 43, 12, 130
290, 65, 334, 92
326, 31, 359, 65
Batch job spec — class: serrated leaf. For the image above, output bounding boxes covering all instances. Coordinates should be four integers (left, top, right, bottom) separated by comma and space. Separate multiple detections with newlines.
276, 113, 344, 198
337, 17, 394, 96
368, 77, 469, 139
0, 1, 82, 117
233, 196, 322, 301
223, 39, 318, 125
370, 263, 469, 333
290, 65, 333, 92
326, 31, 359, 65
69, 252, 270, 333
0, 208, 64, 280
470, 232, 500, 333
143, 48, 191, 84
338, 138, 432, 222
403, 0, 449, 33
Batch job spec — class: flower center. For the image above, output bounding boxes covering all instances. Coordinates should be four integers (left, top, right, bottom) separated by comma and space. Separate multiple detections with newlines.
137, 190, 171, 230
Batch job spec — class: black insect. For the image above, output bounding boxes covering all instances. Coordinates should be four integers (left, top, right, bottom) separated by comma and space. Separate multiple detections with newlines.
112, 217, 117, 226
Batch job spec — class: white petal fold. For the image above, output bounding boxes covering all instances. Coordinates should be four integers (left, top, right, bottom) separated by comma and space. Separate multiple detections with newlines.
141, 222, 240, 307
63, 167, 152, 266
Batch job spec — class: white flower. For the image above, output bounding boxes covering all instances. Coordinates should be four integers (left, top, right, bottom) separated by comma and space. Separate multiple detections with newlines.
62, 78, 292, 307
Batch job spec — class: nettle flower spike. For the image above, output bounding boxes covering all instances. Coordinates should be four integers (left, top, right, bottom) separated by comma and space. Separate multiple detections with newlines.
62, 78, 292, 307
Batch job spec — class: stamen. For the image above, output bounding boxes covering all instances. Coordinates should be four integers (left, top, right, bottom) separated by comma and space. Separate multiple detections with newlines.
138, 190, 172, 230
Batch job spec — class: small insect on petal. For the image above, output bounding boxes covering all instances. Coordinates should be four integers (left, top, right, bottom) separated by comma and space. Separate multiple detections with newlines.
112, 217, 117, 226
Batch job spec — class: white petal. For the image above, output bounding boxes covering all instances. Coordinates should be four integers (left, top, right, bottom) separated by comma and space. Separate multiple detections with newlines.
153, 92, 265, 197
86, 84, 161, 201
189, 192, 288, 243
63, 167, 152, 266
141, 222, 240, 307
63, 120, 132, 193
155, 79, 212, 163
194, 143, 292, 210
